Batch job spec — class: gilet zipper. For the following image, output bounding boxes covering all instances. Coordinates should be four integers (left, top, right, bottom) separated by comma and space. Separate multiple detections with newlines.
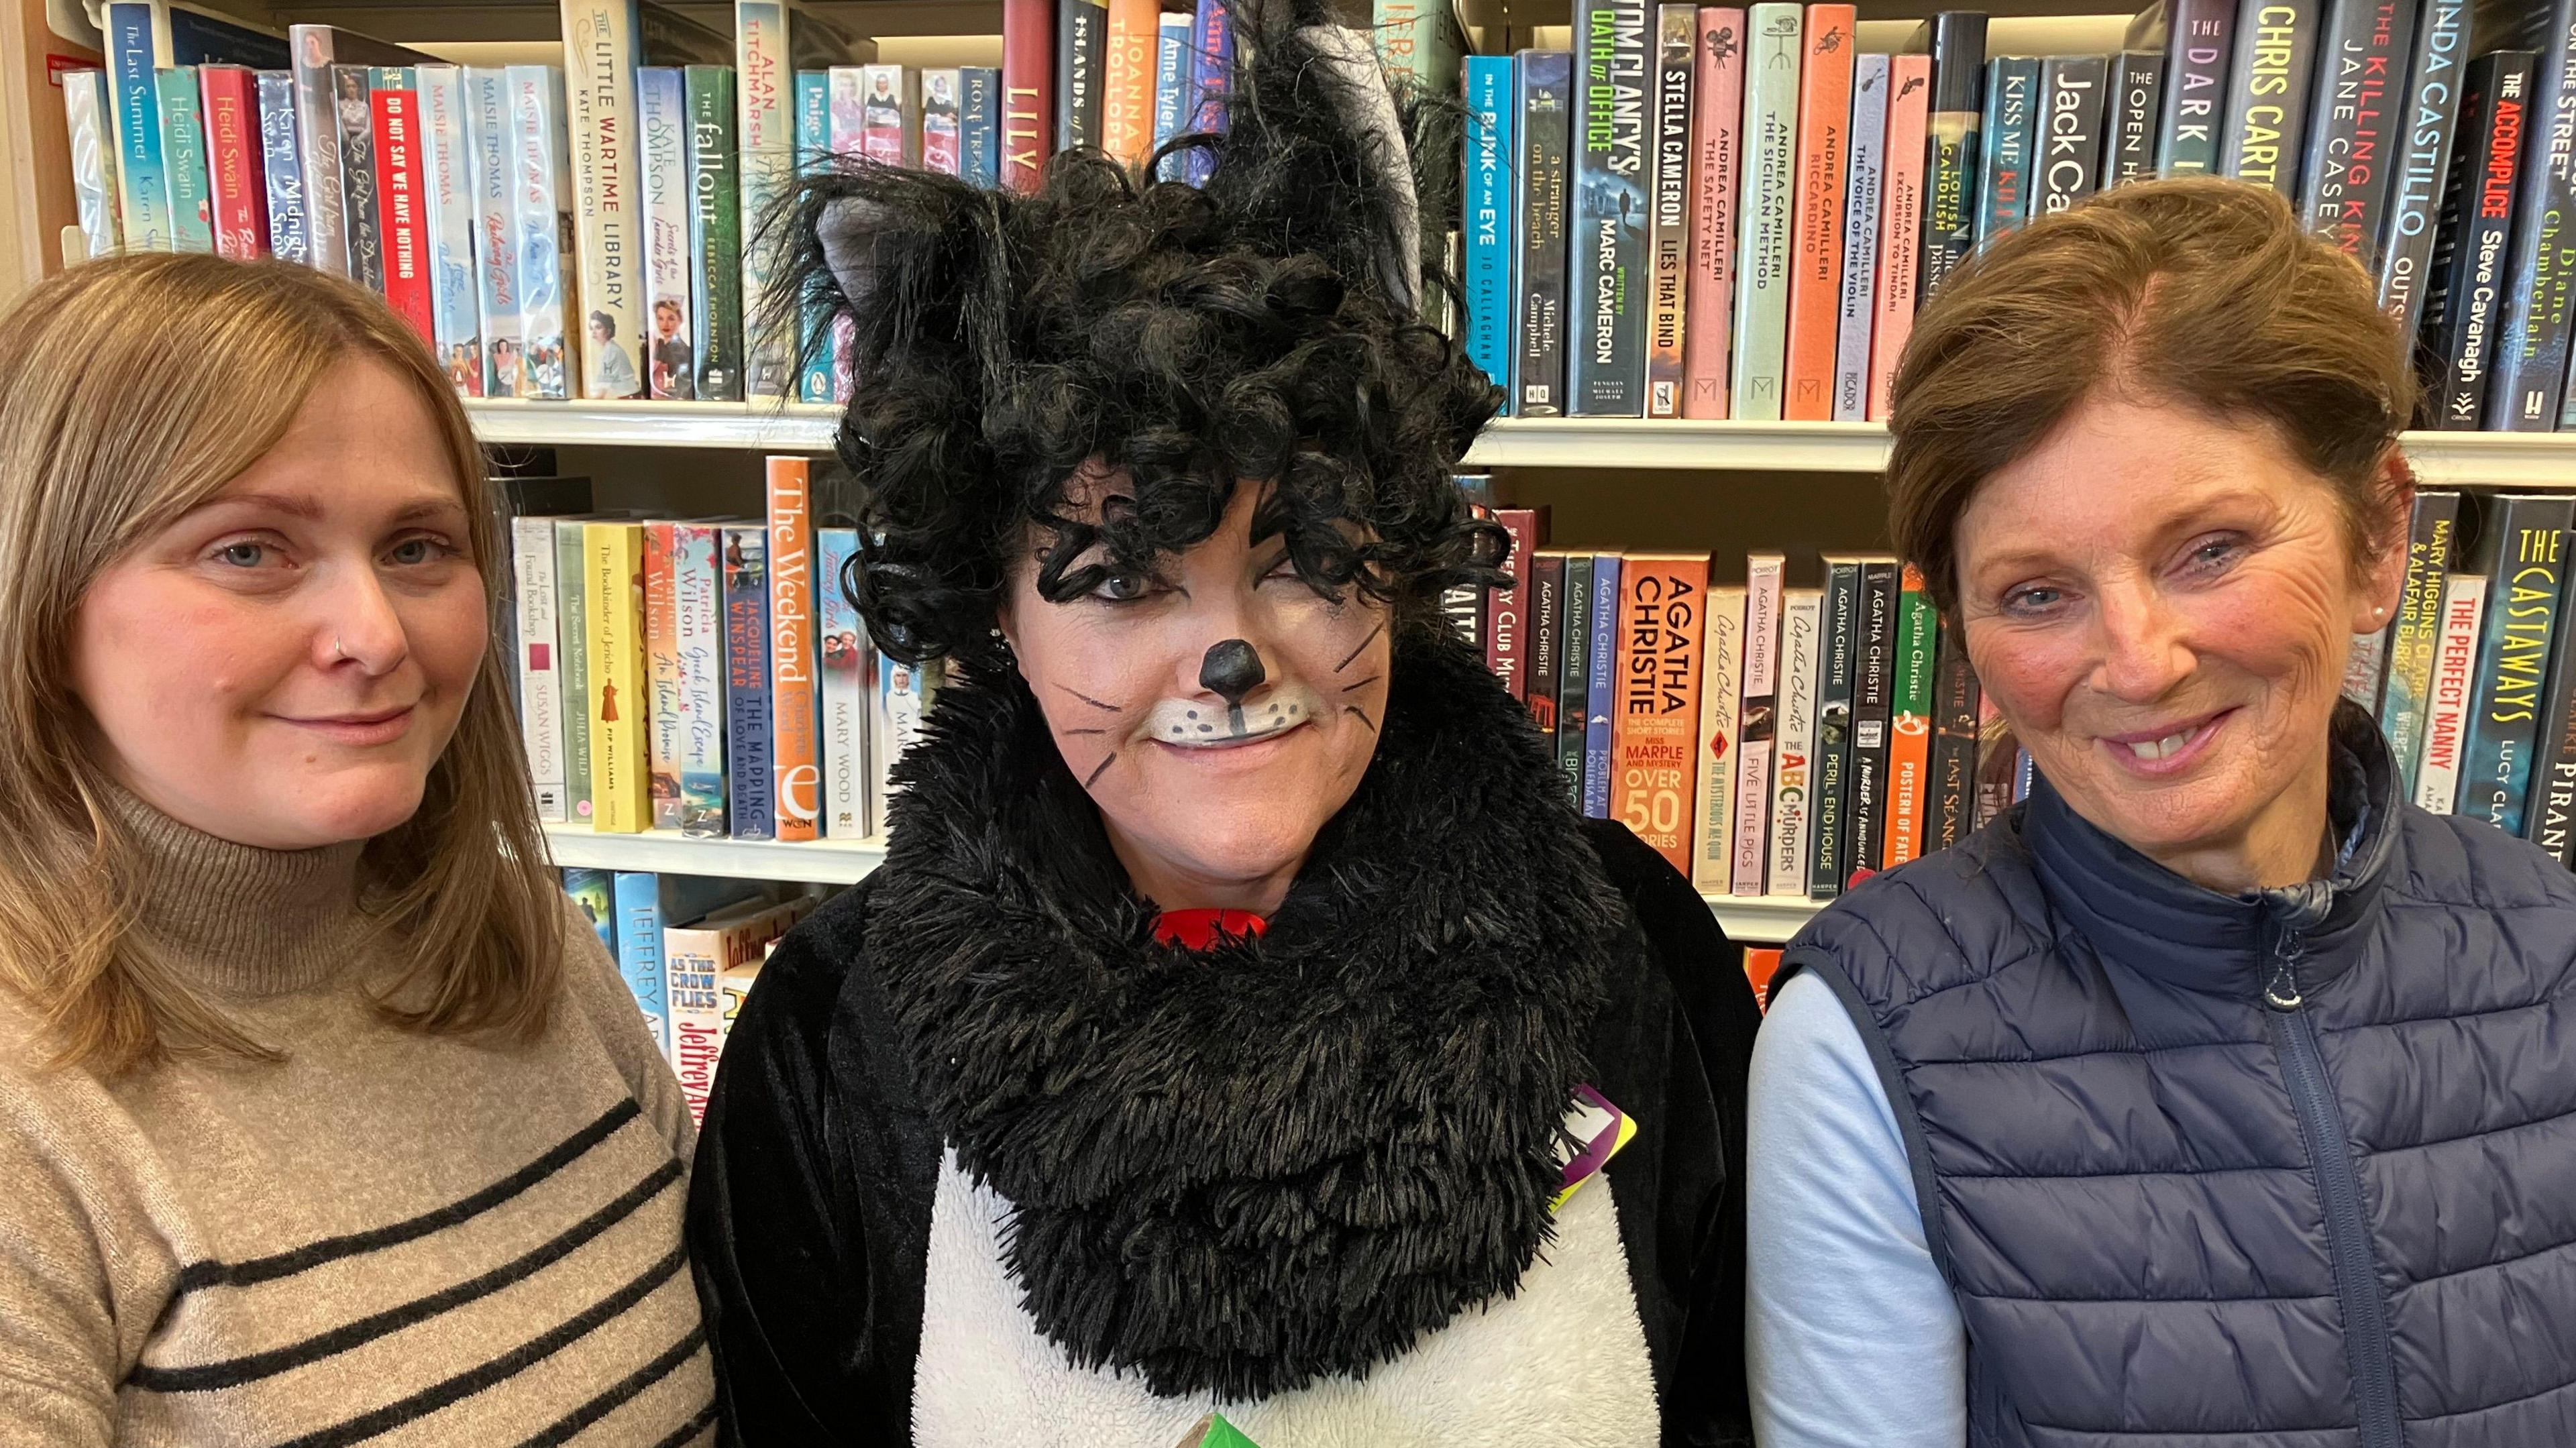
2265, 917, 2404, 1448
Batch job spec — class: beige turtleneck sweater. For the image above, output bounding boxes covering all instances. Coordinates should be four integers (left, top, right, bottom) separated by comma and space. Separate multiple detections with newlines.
0, 796, 711, 1447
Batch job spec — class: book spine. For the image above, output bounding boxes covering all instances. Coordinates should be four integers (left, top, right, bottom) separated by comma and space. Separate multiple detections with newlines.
734, 0, 791, 396
288, 25, 344, 271
64, 71, 119, 262
555, 520, 594, 822
665, 926, 723, 1121
1976, 57, 2037, 247
1560, 553, 1595, 805
1847, 557, 1898, 882
2432, 53, 2531, 432
962, 67, 1002, 186
107, 5, 172, 252
1584, 553, 1624, 818
1730, 3, 1801, 422
1833, 56, 1889, 422
638, 68, 694, 401
1571, 0, 1654, 417
256, 70, 309, 263
1529, 554, 1566, 736
1059, 0, 1108, 154
1730, 553, 1782, 893
466, 68, 520, 396
818, 528, 868, 838
612, 871, 672, 1058
723, 524, 775, 839
1768, 588, 1820, 895
1489, 509, 1540, 700
684, 66, 742, 402
767, 458, 822, 842
2524, 537, 2576, 857
1872, 56, 1930, 420
1930, 618, 1981, 850
334, 66, 384, 289
2159, 0, 2238, 172
2220, 0, 2322, 194
588, 522, 649, 833
870, 655, 943, 834
1974, 689, 2013, 828
2491, 2, 2576, 430
2457, 498, 2574, 833
1151, 13, 1191, 180
922, 68, 963, 176
1375, 0, 1465, 93
418, 66, 480, 390
1682, 11, 1743, 421
1881, 564, 1937, 869
2415, 570, 2488, 812
1003, 0, 1057, 191
1692, 584, 1746, 890
2035, 55, 2108, 216
2302, 0, 2416, 262
510, 66, 576, 401
201, 66, 268, 259
1916, 13, 1987, 301
645, 522, 684, 830
1465, 55, 1519, 403
2343, 622, 2391, 707
513, 516, 569, 822
1646, 8, 1694, 419
674, 522, 729, 837
373, 74, 435, 341
2376, 0, 2467, 350
1187, 1, 1230, 186
2104, 52, 2165, 185
564, 0, 647, 399
1103, 0, 1157, 165
1782, 5, 1854, 422
796, 71, 835, 405
2380, 490, 2461, 795
1807, 557, 1862, 897
1611, 555, 1709, 873
158, 67, 215, 253
1517, 50, 1574, 418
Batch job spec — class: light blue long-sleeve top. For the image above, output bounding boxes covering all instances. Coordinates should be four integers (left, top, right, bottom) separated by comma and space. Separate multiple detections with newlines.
1745, 968, 1968, 1447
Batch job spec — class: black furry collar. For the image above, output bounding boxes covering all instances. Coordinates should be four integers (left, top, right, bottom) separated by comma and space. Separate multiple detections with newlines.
866, 635, 1626, 1400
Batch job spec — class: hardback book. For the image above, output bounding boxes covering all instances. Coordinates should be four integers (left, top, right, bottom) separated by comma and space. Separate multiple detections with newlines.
1847, 556, 1899, 882
735, 0, 794, 395
2415, 567, 2489, 813
1768, 588, 1821, 895
1930, 620, 1982, 850
1057, 0, 1108, 154
1464, 54, 1519, 405
2035, 54, 2109, 216
1881, 563, 1937, 871
562, 0, 647, 399
685, 62, 747, 399
1488, 508, 1544, 701
962, 66, 1003, 186
1833, 55, 1889, 422
1151, 11, 1193, 180
798, 70, 835, 404
1646, 7, 1695, 419
371, 69, 435, 342
1374, 0, 1466, 95
157, 66, 215, 252
1807, 555, 1865, 897
1570, 0, 1654, 417
1102, 0, 1158, 166
869, 653, 941, 834
1692, 584, 1747, 891
1516, 49, 1575, 418
1682, 9, 1744, 421
331, 65, 384, 288
612, 870, 672, 1056
2488, 0, 2576, 430
1584, 553, 1625, 818
1613, 553, 1710, 875
1730, 3, 1803, 422
512, 514, 570, 822
595, 520, 660, 831
2299, 0, 2416, 261
1183, 0, 1234, 186
2218, 0, 2320, 194
290, 24, 434, 277
1731, 553, 1784, 893
2102, 50, 2164, 184
667, 894, 809, 1121
818, 527, 869, 839
922, 67, 964, 176
105, 5, 174, 252
674, 521, 729, 837
2457, 495, 2575, 833
644, 523, 686, 830
768, 457, 823, 842
62, 71, 120, 262
1976, 56, 2039, 246
467, 68, 522, 397
1782, 4, 1855, 423
1529, 553, 1567, 738
2524, 549, 2576, 857
638, 66, 696, 400
722, 523, 776, 840
1871, 56, 1931, 419
257, 69, 306, 262
417, 65, 482, 392
1003, 0, 1057, 192
2375, 0, 2467, 352
2381, 488, 2463, 796
1909, 11, 1988, 302
2155, 0, 2236, 172
199, 64, 268, 259
1559, 553, 1596, 804
508, 65, 578, 401
2428, 51, 2533, 431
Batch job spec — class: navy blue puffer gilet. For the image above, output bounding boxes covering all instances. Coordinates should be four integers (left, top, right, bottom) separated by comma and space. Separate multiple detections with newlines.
1782, 704, 2576, 1447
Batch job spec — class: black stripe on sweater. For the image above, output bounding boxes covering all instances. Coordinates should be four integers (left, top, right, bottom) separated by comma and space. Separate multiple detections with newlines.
172, 1099, 645, 1296
133, 1158, 681, 1393
259, 1240, 693, 1448
645, 1402, 719, 1448
515, 1325, 708, 1448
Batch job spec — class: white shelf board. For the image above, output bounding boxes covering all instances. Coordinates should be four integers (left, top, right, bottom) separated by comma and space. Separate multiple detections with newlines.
543, 824, 884, 883
471, 399, 839, 451
1708, 893, 1823, 944
1464, 418, 1894, 471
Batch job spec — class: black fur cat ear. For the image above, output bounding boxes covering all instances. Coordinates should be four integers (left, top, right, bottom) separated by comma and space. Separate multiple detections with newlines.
775, 160, 1013, 398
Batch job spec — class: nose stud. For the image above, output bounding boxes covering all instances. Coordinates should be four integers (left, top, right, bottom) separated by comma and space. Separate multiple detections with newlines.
1199, 639, 1266, 706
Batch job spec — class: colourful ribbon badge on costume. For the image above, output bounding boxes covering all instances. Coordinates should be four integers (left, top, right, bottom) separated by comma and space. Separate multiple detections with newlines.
1553, 1083, 1637, 1213
1175, 1410, 1263, 1447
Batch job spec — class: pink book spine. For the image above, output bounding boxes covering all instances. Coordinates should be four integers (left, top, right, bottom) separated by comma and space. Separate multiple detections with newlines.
1869, 55, 1931, 422
1682, 7, 1746, 420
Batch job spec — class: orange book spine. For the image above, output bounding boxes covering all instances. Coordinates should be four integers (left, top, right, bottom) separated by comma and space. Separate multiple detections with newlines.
1611, 551, 1711, 873
1782, 4, 1856, 421
1102, 0, 1159, 166
767, 455, 822, 842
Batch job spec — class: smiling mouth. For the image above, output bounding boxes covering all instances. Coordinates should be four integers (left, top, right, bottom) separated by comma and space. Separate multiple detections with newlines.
2104, 710, 2231, 765
1159, 718, 1308, 751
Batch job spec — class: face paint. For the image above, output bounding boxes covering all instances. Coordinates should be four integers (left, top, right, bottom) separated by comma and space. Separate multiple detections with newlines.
997, 474, 1393, 915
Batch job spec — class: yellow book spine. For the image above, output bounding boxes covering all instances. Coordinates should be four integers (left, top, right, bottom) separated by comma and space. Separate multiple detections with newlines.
587, 521, 651, 832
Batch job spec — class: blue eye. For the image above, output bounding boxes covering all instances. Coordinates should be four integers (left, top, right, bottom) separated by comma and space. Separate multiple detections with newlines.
215, 542, 266, 568
388, 537, 447, 566
2003, 586, 2061, 615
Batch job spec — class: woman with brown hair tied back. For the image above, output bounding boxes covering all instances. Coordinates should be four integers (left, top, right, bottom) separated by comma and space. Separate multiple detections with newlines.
1746, 178, 2576, 1447
0, 255, 710, 1446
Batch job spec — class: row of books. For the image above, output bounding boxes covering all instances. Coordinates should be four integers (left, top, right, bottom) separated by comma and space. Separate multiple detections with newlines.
561, 868, 826, 1120
510, 457, 939, 844
1462, 0, 2576, 433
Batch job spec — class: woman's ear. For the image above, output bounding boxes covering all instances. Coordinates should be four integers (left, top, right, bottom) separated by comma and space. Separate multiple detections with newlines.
2358, 447, 2414, 632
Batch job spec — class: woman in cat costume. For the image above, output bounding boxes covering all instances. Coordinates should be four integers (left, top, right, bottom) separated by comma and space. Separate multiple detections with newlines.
687, 5, 1760, 1442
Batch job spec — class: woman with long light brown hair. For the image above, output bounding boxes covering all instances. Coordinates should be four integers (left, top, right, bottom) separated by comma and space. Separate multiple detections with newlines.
0, 254, 710, 1446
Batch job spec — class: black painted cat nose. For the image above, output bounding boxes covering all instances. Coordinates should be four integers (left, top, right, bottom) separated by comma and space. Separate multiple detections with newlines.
1199, 639, 1265, 704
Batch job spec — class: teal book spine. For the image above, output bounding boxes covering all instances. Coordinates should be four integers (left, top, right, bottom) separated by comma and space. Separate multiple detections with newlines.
1462, 54, 1517, 407
1729, 2, 1802, 421
795, 69, 835, 403
612, 870, 672, 1057
106, 3, 171, 251
1976, 56, 2038, 247
2458, 494, 2575, 835
156, 67, 216, 252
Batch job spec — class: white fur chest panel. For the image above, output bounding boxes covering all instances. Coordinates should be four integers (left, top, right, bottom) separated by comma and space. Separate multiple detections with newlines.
911, 1148, 1661, 1448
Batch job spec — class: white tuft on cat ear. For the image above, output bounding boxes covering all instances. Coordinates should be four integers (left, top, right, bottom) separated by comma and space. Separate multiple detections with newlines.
1295, 23, 1421, 314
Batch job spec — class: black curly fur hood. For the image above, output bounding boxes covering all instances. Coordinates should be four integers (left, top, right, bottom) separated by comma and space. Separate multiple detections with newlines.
862, 636, 1631, 1400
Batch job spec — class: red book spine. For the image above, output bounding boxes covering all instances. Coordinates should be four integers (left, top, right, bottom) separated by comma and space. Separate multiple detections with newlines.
200, 66, 268, 260
1870, 55, 1931, 421
372, 85, 434, 342
1782, 4, 1856, 421
1682, 7, 1746, 420
1487, 508, 1541, 700
1003, 0, 1058, 192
